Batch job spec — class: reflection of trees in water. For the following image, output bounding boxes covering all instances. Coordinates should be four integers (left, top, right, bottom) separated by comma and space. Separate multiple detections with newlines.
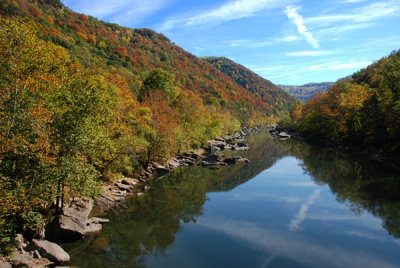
291, 141, 400, 239
67, 134, 400, 267
209, 133, 292, 192
67, 131, 292, 267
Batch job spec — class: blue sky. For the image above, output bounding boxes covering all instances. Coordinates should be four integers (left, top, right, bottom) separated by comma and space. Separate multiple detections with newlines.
62, 0, 400, 85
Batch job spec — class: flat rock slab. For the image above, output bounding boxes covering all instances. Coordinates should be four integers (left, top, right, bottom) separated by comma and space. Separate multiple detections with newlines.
12, 253, 35, 267
32, 239, 70, 264
0, 262, 12, 268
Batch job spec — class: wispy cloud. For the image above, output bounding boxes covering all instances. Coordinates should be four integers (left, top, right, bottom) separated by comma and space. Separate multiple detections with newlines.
197, 217, 398, 268
287, 182, 316, 187
326, 62, 370, 70
63, 0, 168, 25
231, 193, 302, 203
285, 6, 319, 48
286, 50, 336, 57
289, 61, 370, 73
306, 1, 400, 25
230, 35, 301, 48
289, 189, 320, 231
159, 0, 295, 31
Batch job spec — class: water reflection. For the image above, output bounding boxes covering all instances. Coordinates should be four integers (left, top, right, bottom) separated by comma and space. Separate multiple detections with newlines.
291, 141, 400, 239
63, 132, 400, 268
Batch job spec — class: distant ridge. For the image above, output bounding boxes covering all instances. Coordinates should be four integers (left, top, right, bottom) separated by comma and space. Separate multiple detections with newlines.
278, 82, 335, 102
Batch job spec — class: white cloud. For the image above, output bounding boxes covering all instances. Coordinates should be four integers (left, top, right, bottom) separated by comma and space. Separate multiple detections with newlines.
285, 6, 319, 48
318, 23, 373, 37
327, 62, 370, 70
286, 50, 336, 56
289, 189, 320, 231
282, 61, 370, 74
197, 217, 398, 268
230, 35, 301, 48
62, 0, 168, 25
231, 193, 302, 203
159, 0, 295, 31
230, 35, 300, 48
306, 1, 400, 25
287, 182, 316, 187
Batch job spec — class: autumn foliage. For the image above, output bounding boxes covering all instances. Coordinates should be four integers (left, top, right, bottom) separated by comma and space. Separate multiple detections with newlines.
287, 50, 400, 153
0, 0, 294, 252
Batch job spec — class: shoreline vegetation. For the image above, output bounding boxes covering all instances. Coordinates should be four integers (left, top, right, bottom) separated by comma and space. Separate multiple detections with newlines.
0, 126, 268, 267
1, 0, 294, 259
1, 0, 400, 266
280, 50, 400, 156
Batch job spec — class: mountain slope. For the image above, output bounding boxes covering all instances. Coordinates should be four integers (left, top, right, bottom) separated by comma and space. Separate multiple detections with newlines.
0, 0, 292, 124
203, 57, 296, 117
290, 49, 400, 153
278, 82, 334, 102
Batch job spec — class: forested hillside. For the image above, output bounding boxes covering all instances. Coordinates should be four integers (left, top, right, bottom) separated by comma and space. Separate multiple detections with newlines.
278, 82, 334, 102
203, 57, 296, 115
0, 0, 293, 251
287, 50, 400, 153
0, 0, 292, 124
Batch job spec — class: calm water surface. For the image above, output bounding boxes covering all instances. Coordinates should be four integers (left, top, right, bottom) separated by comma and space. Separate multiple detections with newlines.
63, 132, 400, 268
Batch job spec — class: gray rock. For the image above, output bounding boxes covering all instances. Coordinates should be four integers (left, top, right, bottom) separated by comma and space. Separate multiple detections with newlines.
114, 182, 133, 192
208, 140, 227, 151
167, 158, 181, 169
153, 163, 170, 173
12, 253, 35, 267
32, 239, 70, 264
237, 157, 250, 163
53, 198, 107, 240
278, 132, 290, 138
0, 262, 12, 268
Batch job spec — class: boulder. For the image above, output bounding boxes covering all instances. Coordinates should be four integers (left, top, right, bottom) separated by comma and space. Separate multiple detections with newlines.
114, 182, 133, 192
32, 239, 70, 264
0, 262, 12, 268
12, 253, 35, 267
50, 198, 108, 241
278, 132, 290, 139
237, 157, 250, 163
153, 163, 170, 173
207, 140, 227, 151
167, 158, 181, 169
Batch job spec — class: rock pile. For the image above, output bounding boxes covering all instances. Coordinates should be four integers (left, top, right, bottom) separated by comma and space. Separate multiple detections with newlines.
269, 126, 291, 140
2, 234, 70, 267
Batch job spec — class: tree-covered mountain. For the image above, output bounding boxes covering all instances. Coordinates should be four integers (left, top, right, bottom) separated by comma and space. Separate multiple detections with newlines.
0, 0, 292, 124
0, 0, 295, 250
287, 50, 400, 153
203, 57, 296, 116
278, 82, 334, 102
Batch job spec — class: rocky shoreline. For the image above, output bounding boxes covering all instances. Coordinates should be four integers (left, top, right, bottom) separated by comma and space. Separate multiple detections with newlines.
0, 126, 267, 268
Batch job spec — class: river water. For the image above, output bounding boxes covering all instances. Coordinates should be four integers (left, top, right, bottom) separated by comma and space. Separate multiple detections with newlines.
62, 131, 400, 268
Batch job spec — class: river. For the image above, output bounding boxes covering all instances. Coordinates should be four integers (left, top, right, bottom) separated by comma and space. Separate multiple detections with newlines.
62, 131, 400, 268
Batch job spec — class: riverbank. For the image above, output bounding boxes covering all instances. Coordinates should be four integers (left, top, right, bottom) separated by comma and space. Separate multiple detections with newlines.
0, 126, 268, 267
